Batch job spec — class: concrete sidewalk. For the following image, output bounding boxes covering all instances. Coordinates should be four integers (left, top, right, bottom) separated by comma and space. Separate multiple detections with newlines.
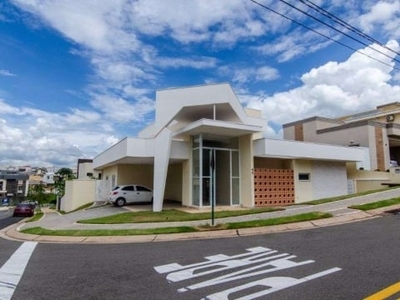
1, 188, 400, 244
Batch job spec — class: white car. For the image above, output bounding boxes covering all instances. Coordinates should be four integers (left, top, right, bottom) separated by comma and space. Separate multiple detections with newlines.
109, 185, 153, 207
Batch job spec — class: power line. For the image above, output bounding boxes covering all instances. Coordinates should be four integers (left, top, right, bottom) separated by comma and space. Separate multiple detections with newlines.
299, 0, 400, 58
249, 0, 400, 71
276, 0, 400, 65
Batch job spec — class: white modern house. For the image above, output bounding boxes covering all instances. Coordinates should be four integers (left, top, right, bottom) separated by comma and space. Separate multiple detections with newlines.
90, 83, 365, 212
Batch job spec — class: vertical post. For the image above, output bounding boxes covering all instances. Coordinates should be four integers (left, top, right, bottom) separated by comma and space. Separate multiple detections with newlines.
210, 149, 215, 226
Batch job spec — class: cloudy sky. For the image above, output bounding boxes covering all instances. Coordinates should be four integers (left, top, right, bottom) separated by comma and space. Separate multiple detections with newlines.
0, 0, 399, 168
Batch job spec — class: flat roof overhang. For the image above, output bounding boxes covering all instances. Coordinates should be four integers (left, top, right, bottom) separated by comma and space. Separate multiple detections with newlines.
93, 138, 190, 169
173, 119, 262, 139
254, 138, 365, 162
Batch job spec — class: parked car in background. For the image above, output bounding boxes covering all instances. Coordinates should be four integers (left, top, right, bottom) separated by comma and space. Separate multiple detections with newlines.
13, 203, 35, 217
109, 184, 153, 207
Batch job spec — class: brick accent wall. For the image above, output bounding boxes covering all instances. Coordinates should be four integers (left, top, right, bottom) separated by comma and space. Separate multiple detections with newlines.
254, 168, 294, 207
294, 123, 304, 141
375, 126, 385, 171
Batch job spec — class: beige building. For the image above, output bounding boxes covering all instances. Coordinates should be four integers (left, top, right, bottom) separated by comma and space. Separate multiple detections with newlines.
283, 102, 400, 172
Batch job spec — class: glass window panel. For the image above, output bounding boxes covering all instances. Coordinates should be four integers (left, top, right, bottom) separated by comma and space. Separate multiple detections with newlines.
192, 178, 200, 206
232, 178, 240, 205
202, 149, 210, 177
202, 178, 211, 206
192, 149, 200, 177
231, 151, 239, 177
192, 135, 200, 148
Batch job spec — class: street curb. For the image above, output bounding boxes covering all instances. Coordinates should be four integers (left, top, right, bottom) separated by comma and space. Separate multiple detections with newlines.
0, 208, 388, 244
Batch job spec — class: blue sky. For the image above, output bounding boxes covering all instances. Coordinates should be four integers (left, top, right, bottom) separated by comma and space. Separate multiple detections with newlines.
0, 0, 399, 168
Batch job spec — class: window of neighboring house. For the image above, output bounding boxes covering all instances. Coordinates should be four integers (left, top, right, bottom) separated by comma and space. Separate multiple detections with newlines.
17, 185, 24, 193
0, 181, 3, 190
298, 173, 310, 181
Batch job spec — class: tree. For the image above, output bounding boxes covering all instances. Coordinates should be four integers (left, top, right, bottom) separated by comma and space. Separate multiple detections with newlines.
54, 168, 75, 200
56, 168, 75, 180
28, 183, 46, 207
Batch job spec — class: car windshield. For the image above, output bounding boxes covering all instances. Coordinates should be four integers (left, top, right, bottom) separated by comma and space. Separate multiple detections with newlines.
17, 204, 32, 208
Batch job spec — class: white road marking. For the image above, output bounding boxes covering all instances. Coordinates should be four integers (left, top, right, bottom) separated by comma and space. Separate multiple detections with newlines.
0, 242, 38, 300
203, 268, 342, 300
155, 246, 341, 300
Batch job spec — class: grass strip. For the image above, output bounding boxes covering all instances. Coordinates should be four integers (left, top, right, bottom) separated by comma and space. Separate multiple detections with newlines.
302, 187, 394, 205
21, 211, 331, 236
59, 202, 94, 215
25, 212, 44, 223
349, 197, 400, 211
226, 212, 332, 229
21, 226, 198, 236
77, 207, 283, 224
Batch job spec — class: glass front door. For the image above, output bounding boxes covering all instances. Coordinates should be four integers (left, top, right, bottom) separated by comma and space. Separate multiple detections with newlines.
192, 135, 240, 207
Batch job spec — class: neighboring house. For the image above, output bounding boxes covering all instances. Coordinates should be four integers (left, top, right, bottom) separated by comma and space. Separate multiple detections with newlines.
91, 83, 365, 212
283, 102, 400, 172
0, 170, 29, 204
76, 159, 101, 180
42, 173, 55, 185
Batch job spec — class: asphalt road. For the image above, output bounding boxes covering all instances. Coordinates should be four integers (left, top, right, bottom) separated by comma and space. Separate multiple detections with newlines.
0, 209, 25, 230
1, 213, 400, 300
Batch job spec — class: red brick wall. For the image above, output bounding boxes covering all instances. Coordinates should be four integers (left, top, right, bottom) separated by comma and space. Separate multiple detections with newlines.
254, 168, 295, 207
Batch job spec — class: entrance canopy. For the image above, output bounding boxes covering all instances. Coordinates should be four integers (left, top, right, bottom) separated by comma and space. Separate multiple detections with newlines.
173, 119, 262, 139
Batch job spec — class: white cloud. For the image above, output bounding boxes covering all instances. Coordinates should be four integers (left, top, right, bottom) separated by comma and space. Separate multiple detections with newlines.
230, 66, 280, 84
0, 100, 124, 167
11, 0, 140, 54
157, 56, 218, 69
359, 1, 400, 34
247, 40, 400, 135
0, 69, 16, 76
90, 94, 154, 123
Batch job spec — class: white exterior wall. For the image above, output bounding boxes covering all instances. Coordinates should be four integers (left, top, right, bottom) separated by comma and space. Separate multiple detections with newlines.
254, 138, 365, 162
311, 161, 347, 200
61, 180, 96, 212
293, 160, 313, 203
78, 162, 95, 179
293, 160, 347, 202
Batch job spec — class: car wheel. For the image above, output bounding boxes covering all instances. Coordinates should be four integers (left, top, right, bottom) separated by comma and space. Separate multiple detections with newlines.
13, 213, 17, 217
115, 198, 126, 207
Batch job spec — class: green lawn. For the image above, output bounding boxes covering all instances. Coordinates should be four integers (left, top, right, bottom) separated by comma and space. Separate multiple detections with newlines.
226, 212, 332, 229
77, 207, 283, 224
349, 197, 400, 211
21, 211, 332, 236
302, 187, 395, 205
22, 226, 198, 236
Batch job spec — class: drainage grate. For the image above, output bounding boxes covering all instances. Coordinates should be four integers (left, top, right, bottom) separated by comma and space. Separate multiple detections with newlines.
385, 208, 400, 215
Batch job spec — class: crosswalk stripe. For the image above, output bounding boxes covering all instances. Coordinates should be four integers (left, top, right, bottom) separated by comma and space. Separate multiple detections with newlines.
0, 242, 38, 300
